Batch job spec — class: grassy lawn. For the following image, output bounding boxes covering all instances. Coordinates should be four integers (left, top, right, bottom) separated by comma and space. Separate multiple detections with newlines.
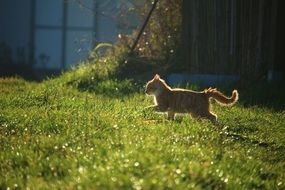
0, 66, 285, 189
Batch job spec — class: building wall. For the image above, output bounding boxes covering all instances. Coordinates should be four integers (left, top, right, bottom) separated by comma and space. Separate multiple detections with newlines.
0, 0, 32, 66
0, 0, 127, 71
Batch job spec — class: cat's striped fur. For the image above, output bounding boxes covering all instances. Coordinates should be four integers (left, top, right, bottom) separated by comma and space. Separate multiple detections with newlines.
145, 74, 238, 121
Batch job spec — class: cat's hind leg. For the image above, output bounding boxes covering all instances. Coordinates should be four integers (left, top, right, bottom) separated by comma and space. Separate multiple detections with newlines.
191, 110, 217, 122
206, 111, 217, 122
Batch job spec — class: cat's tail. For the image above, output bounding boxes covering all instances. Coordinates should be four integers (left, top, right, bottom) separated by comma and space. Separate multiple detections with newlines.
206, 88, 238, 106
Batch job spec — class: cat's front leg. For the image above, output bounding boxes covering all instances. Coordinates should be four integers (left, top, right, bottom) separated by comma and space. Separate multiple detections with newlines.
143, 105, 159, 117
143, 105, 159, 112
144, 104, 168, 112
143, 105, 169, 117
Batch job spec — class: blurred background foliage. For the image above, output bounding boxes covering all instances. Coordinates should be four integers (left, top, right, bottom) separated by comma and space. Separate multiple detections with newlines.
86, 0, 182, 78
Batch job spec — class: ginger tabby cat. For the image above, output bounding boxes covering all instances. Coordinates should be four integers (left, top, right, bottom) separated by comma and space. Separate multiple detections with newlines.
145, 74, 238, 121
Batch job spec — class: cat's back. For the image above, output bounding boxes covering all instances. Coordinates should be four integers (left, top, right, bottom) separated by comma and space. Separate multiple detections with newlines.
167, 88, 206, 112
171, 88, 204, 95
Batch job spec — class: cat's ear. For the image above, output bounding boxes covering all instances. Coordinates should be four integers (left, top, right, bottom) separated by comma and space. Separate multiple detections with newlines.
154, 74, 160, 80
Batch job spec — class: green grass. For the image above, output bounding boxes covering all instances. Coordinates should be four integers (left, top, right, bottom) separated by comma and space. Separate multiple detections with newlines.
0, 67, 285, 189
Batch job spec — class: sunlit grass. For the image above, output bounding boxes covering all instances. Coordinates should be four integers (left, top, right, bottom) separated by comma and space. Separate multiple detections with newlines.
0, 73, 284, 189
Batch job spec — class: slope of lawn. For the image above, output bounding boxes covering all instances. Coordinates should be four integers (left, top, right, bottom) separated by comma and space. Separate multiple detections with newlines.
0, 63, 285, 189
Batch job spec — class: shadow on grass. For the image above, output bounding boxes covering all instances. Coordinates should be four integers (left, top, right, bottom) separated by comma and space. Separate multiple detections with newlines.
212, 121, 285, 154
219, 131, 285, 150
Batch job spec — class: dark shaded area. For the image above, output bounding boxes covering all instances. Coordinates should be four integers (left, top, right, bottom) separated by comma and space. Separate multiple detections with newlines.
211, 81, 285, 111
0, 64, 61, 81
236, 81, 285, 111
214, 81, 285, 111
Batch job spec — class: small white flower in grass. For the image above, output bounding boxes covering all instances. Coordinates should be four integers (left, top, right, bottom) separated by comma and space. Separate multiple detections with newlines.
175, 169, 181, 174
133, 184, 142, 190
218, 171, 223, 177
111, 177, 117, 182
175, 179, 180, 184
78, 166, 84, 174
134, 162, 140, 167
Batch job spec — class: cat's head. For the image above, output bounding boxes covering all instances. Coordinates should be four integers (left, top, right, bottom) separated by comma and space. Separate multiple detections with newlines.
145, 74, 164, 96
